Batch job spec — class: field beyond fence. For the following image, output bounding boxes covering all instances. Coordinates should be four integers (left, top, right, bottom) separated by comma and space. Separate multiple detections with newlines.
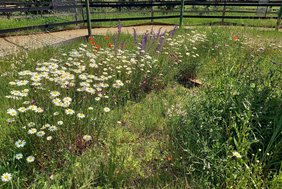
0, 0, 282, 36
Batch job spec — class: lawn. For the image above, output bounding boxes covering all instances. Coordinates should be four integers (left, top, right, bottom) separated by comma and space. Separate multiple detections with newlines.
0, 26, 282, 188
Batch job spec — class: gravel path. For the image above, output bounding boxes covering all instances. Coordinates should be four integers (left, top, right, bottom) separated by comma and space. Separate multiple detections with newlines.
0, 25, 175, 58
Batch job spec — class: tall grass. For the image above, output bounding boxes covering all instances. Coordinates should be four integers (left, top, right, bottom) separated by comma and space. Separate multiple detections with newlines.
0, 26, 281, 188
169, 29, 282, 188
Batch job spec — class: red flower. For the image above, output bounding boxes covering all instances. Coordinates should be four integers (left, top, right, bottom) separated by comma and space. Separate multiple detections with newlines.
90, 41, 95, 45
95, 45, 101, 50
105, 36, 110, 40
167, 156, 172, 161
232, 36, 239, 41
108, 43, 113, 48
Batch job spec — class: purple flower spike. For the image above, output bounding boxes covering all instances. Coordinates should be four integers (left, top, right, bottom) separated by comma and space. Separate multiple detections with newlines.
133, 28, 138, 46
113, 34, 118, 54
156, 27, 162, 39
160, 31, 166, 38
169, 25, 178, 37
140, 33, 148, 51
117, 20, 122, 37
150, 26, 154, 40
121, 41, 125, 50
156, 37, 164, 52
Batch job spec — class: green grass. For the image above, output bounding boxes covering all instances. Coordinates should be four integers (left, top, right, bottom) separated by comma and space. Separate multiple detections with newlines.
0, 5, 280, 36
0, 26, 282, 188
0, 16, 74, 30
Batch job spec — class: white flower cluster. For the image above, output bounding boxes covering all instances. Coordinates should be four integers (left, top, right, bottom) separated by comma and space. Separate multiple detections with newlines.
164, 31, 207, 61
3, 37, 169, 183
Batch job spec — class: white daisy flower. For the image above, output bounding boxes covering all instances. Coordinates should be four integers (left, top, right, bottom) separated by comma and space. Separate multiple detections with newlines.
52, 98, 62, 106
35, 107, 44, 113
53, 112, 60, 116
103, 107, 111, 113
28, 128, 37, 134
26, 156, 35, 163
41, 124, 51, 129
23, 101, 30, 105
77, 113, 85, 119
15, 139, 26, 148
63, 97, 72, 103
18, 80, 29, 86
15, 153, 23, 160
36, 131, 45, 137
7, 108, 18, 116
1, 173, 12, 182
28, 105, 38, 111
9, 81, 16, 85
83, 135, 92, 141
65, 109, 75, 115
18, 107, 27, 113
48, 125, 58, 132
28, 122, 35, 127
232, 151, 242, 159
57, 121, 63, 125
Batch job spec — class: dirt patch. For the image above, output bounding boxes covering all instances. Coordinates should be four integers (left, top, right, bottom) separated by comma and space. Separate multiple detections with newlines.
0, 25, 175, 58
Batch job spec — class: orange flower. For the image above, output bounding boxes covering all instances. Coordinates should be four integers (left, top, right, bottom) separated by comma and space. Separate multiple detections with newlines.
105, 36, 110, 40
167, 156, 172, 161
232, 36, 239, 41
89, 36, 94, 41
95, 45, 101, 50
90, 41, 95, 45
108, 43, 113, 48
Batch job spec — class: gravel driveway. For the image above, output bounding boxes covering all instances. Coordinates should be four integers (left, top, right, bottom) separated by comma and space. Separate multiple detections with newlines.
0, 25, 175, 57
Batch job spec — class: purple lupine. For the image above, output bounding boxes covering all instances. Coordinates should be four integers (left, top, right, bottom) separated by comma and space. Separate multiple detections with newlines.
160, 31, 166, 37
113, 34, 118, 54
117, 20, 122, 37
121, 41, 125, 50
156, 37, 165, 52
150, 26, 154, 40
140, 33, 148, 51
169, 25, 178, 37
156, 27, 162, 39
133, 28, 138, 46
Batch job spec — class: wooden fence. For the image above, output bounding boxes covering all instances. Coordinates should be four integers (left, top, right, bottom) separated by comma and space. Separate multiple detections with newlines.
0, 0, 281, 35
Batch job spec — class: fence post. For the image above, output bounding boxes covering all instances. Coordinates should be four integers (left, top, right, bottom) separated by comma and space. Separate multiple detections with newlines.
74, 0, 79, 25
221, 0, 227, 24
85, 0, 92, 36
150, 0, 154, 24
81, 0, 85, 22
179, 0, 185, 27
275, 2, 282, 31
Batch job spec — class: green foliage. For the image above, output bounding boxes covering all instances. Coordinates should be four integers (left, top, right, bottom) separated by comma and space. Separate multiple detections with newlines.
0, 26, 281, 188
169, 29, 282, 188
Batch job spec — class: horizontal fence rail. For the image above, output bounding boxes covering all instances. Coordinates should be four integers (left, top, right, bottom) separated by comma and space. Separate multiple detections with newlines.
0, 0, 281, 35
1, 1, 281, 5
1, 1, 282, 13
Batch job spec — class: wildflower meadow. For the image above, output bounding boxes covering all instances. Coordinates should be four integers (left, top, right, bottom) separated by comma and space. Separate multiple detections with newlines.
0, 25, 282, 188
